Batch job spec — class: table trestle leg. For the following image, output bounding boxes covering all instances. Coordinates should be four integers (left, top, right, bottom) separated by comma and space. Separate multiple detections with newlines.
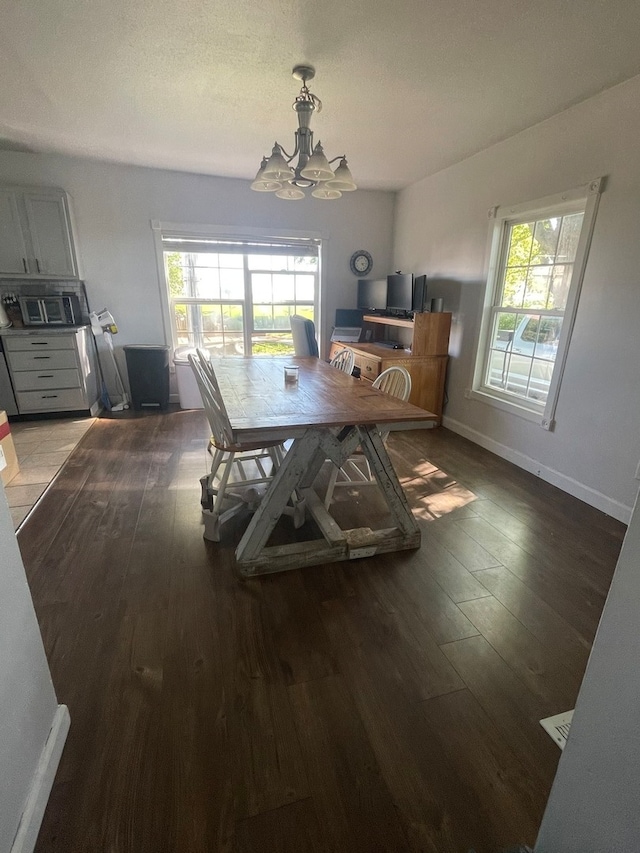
235, 424, 421, 576
236, 430, 323, 563
356, 425, 420, 537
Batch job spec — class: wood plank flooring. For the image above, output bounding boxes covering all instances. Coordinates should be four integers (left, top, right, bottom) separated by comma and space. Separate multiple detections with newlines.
19, 411, 626, 853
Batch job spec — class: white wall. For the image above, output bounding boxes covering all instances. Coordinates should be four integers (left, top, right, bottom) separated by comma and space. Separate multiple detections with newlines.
0, 483, 67, 852
394, 74, 640, 520
0, 152, 395, 357
535, 485, 640, 852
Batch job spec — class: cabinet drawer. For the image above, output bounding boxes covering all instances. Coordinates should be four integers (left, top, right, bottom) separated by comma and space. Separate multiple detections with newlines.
11, 369, 81, 392
4, 334, 75, 352
7, 349, 78, 371
354, 353, 381, 380
16, 387, 87, 412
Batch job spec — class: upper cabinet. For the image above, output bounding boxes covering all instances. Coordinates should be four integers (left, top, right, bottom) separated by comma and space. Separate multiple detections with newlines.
0, 187, 79, 278
0, 190, 28, 274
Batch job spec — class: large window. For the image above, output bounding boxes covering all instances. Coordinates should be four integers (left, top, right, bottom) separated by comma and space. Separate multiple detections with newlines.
160, 235, 319, 356
472, 180, 601, 429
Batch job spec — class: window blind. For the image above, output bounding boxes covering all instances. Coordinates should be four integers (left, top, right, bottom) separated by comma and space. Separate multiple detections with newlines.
162, 236, 319, 257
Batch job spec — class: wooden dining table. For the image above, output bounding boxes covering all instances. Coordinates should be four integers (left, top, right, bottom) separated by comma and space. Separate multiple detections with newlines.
214, 356, 438, 576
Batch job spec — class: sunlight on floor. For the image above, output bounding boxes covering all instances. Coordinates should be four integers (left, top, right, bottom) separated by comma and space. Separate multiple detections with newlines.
327, 455, 479, 524
399, 465, 479, 521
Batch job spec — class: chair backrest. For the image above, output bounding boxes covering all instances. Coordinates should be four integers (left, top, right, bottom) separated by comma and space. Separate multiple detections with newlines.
195, 348, 220, 392
188, 351, 234, 448
290, 314, 319, 357
372, 365, 412, 401
329, 347, 355, 375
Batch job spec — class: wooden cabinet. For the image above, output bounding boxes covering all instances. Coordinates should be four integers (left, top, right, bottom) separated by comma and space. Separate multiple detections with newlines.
3, 328, 99, 415
0, 187, 78, 278
329, 312, 451, 424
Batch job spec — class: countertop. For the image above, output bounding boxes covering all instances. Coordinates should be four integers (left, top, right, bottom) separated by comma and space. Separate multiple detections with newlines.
0, 325, 90, 336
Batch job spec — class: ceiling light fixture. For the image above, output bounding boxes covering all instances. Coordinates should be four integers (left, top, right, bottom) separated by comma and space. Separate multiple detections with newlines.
251, 65, 356, 201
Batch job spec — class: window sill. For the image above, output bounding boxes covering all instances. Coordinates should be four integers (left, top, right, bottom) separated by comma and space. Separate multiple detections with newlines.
466, 387, 552, 429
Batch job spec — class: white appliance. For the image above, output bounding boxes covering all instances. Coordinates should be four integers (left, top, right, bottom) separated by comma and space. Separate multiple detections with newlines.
90, 309, 130, 411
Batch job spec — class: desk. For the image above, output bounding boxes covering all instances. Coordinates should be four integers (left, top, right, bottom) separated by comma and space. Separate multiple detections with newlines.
329, 312, 451, 424
215, 357, 437, 576
329, 341, 448, 424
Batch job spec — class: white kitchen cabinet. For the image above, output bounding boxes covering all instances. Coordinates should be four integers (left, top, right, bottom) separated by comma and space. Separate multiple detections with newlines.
0, 187, 79, 278
0, 190, 28, 274
3, 327, 99, 415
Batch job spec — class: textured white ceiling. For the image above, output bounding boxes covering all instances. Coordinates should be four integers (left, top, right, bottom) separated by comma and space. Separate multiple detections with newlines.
1, 0, 640, 190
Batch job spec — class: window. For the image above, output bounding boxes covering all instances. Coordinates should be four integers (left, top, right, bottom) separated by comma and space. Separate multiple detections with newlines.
159, 234, 319, 357
472, 180, 602, 429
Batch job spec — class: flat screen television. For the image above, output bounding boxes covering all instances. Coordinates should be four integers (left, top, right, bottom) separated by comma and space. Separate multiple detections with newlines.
386, 273, 413, 313
357, 279, 387, 311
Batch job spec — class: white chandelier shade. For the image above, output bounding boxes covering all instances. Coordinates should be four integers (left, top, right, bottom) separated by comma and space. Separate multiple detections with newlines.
325, 157, 357, 191
311, 186, 343, 199
250, 157, 283, 192
275, 186, 306, 200
261, 145, 295, 182
300, 143, 334, 182
251, 65, 356, 201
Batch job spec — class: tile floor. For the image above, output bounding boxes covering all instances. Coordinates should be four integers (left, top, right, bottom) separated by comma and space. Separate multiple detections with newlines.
5, 416, 95, 530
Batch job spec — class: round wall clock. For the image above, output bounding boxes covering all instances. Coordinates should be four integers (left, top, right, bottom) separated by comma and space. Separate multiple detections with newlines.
350, 250, 373, 276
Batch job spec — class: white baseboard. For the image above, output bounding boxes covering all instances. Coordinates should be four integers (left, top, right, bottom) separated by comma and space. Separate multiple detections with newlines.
11, 705, 70, 853
442, 416, 632, 524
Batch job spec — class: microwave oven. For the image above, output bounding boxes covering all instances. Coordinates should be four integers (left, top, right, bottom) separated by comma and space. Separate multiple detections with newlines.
19, 295, 82, 326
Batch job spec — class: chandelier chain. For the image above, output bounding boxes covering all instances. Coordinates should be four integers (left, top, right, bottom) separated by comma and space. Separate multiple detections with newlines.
293, 83, 322, 114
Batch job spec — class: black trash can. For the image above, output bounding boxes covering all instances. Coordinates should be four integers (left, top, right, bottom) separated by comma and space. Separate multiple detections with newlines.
124, 345, 170, 411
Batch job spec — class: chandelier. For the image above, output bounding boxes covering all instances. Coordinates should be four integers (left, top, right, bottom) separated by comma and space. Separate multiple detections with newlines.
250, 65, 357, 200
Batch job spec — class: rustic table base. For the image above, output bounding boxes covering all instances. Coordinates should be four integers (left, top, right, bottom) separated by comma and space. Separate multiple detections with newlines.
236, 424, 420, 576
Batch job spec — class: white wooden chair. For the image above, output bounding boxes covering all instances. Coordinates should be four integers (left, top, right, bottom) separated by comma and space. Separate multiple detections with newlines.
189, 350, 304, 541
324, 365, 412, 508
329, 347, 355, 375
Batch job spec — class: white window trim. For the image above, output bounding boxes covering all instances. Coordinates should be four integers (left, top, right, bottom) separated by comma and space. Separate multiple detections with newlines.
151, 220, 325, 359
469, 178, 602, 430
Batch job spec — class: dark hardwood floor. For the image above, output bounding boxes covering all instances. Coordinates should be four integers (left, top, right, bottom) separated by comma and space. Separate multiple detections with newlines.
19, 411, 625, 853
